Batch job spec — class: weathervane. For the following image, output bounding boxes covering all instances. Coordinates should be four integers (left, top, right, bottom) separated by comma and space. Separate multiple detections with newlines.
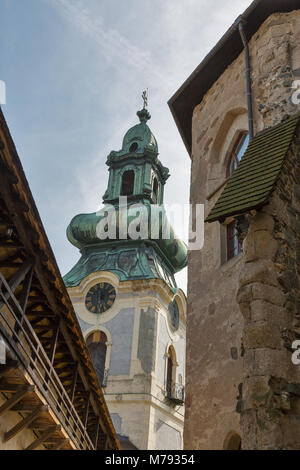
142, 89, 148, 109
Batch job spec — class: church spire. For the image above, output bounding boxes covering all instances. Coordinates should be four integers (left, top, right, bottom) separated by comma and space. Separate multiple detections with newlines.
63, 103, 187, 290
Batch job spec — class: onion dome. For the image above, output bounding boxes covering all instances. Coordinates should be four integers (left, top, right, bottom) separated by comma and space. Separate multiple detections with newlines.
110, 108, 158, 157
64, 103, 187, 290
66, 206, 187, 274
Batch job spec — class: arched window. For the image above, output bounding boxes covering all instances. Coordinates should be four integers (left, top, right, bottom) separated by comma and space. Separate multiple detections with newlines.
86, 331, 107, 386
166, 346, 176, 397
121, 170, 135, 196
223, 432, 242, 450
129, 142, 138, 153
227, 132, 249, 177
152, 177, 159, 204
165, 345, 184, 404
227, 220, 242, 261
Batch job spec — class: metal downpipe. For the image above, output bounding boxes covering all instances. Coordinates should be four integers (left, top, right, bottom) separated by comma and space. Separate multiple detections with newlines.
238, 18, 254, 141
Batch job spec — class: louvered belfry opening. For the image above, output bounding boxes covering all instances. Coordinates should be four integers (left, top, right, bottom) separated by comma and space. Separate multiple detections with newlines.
86, 332, 107, 387
121, 170, 135, 196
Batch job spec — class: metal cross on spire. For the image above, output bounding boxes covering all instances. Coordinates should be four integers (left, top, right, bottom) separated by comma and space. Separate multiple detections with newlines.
142, 89, 148, 109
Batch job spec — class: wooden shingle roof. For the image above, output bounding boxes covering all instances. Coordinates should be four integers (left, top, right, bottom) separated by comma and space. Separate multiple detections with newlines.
206, 112, 300, 223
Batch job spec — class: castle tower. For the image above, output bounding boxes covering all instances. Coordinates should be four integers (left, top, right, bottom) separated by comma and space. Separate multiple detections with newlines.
169, 0, 300, 450
64, 103, 188, 450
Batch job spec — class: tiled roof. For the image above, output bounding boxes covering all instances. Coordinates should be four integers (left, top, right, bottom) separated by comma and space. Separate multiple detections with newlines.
206, 112, 300, 223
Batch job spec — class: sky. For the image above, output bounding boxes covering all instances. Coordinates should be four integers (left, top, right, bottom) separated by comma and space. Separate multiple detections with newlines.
0, 0, 252, 293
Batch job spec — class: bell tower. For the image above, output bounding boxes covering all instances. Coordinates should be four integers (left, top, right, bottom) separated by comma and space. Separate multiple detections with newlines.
64, 101, 187, 450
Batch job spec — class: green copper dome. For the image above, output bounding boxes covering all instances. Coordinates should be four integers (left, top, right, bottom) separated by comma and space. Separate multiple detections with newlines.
66, 206, 188, 274
63, 104, 187, 291
111, 108, 158, 157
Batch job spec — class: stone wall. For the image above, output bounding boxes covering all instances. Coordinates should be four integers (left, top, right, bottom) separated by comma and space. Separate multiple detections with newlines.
68, 275, 186, 450
138, 308, 157, 374
187, 10, 300, 449
237, 130, 300, 450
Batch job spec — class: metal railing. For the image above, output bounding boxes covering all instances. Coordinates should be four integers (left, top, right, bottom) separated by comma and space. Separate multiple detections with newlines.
166, 382, 185, 404
0, 271, 96, 450
101, 368, 109, 388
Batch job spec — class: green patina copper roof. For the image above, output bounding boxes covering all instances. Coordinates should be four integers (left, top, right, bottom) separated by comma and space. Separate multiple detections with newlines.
65, 205, 188, 275
206, 112, 300, 223
111, 108, 158, 157
63, 242, 180, 292
63, 105, 188, 289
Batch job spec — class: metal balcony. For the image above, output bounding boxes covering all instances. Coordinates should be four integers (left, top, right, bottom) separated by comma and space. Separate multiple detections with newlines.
166, 382, 185, 405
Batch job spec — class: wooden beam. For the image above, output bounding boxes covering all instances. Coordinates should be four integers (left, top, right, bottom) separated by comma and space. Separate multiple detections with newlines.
27, 295, 47, 303
19, 267, 34, 312
29, 422, 58, 431
49, 321, 60, 365
0, 385, 35, 415
33, 328, 53, 337
8, 258, 34, 293
29, 318, 57, 329
70, 363, 78, 403
11, 403, 41, 412
0, 360, 19, 378
0, 257, 34, 309
13, 268, 34, 342
27, 307, 53, 316
0, 240, 24, 249
10, 192, 29, 213
4, 404, 47, 442
0, 382, 23, 392
0, 212, 12, 224
94, 420, 100, 449
97, 432, 108, 450
25, 425, 59, 450
54, 439, 69, 450
0, 161, 18, 185
83, 393, 90, 430
0, 261, 22, 268
43, 437, 69, 450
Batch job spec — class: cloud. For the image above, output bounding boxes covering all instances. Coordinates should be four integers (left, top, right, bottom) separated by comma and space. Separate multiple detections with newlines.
42, 0, 253, 292
50, 0, 169, 89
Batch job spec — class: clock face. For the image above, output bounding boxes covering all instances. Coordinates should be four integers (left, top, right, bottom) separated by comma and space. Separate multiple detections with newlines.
85, 283, 116, 314
168, 300, 179, 331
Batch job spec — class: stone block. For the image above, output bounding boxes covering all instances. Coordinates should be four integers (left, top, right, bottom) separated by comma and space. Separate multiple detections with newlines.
281, 414, 300, 448
267, 23, 292, 38
239, 260, 279, 288
239, 302, 251, 321
256, 408, 283, 449
243, 349, 256, 376
244, 323, 282, 350
250, 300, 291, 325
250, 212, 275, 232
251, 283, 285, 306
236, 284, 252, 304
241, 410, 258, 450
253, 349, 292, 378
243, 230, 278, 262
243, 376, 270, 411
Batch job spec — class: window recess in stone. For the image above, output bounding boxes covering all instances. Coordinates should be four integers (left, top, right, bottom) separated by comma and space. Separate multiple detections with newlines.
227, 131, 249, 177
227, 220, 242, 261
206, 112, 300, 223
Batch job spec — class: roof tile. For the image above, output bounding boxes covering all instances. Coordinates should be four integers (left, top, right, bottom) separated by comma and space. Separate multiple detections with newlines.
206, 113, 300, 222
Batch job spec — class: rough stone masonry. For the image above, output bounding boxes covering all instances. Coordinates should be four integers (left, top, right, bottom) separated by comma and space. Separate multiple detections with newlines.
185, 9, 300, 449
